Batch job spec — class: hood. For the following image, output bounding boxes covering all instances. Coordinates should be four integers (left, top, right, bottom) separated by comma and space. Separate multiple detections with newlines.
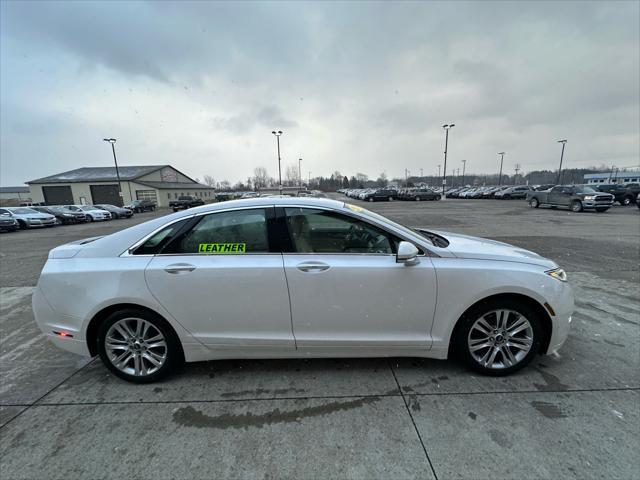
428, 230, 557, 268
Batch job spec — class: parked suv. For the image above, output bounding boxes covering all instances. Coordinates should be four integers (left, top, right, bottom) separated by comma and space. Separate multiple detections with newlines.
593, 184, 635, 206
125, 200, 156, 213
169, 195, 205, 211
362, 189, 397, 202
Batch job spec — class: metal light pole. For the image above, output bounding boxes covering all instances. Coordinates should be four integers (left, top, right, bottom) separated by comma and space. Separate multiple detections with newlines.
103, 138, 123, 206
556, 140, 567, 185
461, 159, 466, 186
498, 152, 505, 186
298, 158, 302, 188
442, 124, 455, 197
271, 130, 283, 195
308, 171, 311, 187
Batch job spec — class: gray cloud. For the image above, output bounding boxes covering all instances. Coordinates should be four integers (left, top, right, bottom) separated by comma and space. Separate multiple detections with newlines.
1, 0, 638, 186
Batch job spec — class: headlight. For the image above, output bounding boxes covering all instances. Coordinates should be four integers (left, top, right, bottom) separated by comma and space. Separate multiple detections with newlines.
583, 195, 595, 200
546, 268, 567, 282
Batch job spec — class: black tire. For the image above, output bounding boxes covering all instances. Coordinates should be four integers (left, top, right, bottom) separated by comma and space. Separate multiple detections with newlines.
529, 198, 540, 208
503, 195, 511, 200
17, 220, 27, 229
622, 196, 633, 206
570, 200, 583, 213
87, 215, 94, 222
97, 308, 183, 383
368, 197, 374, 202
415, 197, 421, 201
454, 298, 543, 376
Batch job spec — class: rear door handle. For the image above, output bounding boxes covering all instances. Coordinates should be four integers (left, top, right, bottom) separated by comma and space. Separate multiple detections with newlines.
164, 263, 196, 274
296, 262, 330, 273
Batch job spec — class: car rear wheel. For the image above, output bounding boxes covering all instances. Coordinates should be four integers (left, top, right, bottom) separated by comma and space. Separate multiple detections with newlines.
455, 299, 542, 376
529, 198, 540, 208
97, 309, 182, 383
368, 197, 374, 202
622, 196, 633, 206
415, 197, 421, 201
570, 200, 583, 212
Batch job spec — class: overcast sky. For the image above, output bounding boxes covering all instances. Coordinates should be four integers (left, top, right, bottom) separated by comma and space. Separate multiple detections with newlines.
1, 0, 638, 186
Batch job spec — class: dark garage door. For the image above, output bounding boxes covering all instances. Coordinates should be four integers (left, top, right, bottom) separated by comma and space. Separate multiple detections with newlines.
90, 184, 121, 206
42, 186, 74, 205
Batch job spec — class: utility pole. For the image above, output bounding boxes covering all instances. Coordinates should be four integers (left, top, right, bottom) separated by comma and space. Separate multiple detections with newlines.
308, 171, 311, 187
405, 168, 409, 187
442, 124, 455, 197
514, 163, 521, 183
556, 139, 567, 185
420, 168, 423, 178
498, 152, 505, 186
461, 159, 466, 186
271, 131, 283, 195
298, 157, 302, 188
102, 138, 123, 206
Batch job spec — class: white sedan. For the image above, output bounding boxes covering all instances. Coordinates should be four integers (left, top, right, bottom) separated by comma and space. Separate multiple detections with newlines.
64, 205, 111, 221
33, 197, 573, 383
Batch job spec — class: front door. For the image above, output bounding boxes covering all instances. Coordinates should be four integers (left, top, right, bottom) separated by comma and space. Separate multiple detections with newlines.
280, 207, 437, 353
144, 207, 295, 353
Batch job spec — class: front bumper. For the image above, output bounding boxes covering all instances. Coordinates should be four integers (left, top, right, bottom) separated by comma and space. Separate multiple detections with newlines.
545, 284, 575, 354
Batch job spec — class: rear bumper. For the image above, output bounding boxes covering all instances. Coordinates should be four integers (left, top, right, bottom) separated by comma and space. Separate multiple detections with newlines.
32, 287, 90, 356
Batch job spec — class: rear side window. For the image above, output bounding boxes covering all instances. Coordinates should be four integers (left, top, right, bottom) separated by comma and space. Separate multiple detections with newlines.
165, 208, 270, 254
132, 219, 191, 255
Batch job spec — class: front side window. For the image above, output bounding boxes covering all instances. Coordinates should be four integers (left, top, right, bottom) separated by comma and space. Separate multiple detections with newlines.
284, 207, 397, 254
166, 208, 269, 254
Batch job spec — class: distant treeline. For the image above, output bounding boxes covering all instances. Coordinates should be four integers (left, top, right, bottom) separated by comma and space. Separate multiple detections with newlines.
308, 168, 617, 191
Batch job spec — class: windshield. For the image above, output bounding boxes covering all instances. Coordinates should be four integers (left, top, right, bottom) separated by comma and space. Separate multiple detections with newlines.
10, 208, 37, 214
346, 203, 438, 245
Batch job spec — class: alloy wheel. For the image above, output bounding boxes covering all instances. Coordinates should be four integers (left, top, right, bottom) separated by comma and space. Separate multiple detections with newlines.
104, 318, 168, 377
467, 309, 533, 370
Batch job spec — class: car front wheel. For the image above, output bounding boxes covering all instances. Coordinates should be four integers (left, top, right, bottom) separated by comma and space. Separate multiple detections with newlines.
455, 299, 542, 376
97, 309, 182, 383
570, 200, 583, 212
529, 198, 539, 208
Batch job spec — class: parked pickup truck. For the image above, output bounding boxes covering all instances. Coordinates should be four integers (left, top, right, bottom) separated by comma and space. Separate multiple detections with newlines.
170, 195, 205, 211
527, 185, 614, 212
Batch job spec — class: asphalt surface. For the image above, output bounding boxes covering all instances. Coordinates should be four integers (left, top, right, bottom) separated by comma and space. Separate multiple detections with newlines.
1, 198, 638, 479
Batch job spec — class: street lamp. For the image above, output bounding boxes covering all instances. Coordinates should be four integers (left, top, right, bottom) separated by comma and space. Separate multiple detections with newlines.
461, 159, 467, 186
271, 131, 283, 195
103, 138, 123, 206
442, 124, 455, 197
498, 152, 506, 186
556, 140, 567, 185
298, 157, 302, 189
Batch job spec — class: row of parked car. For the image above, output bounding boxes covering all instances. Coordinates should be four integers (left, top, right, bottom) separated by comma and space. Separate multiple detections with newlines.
339, 188, 442, 202
0, 201, 154, 232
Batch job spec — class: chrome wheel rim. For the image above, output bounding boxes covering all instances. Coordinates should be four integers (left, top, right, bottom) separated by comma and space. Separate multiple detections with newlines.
468, 309, 533, 369
105, 318, 167, 376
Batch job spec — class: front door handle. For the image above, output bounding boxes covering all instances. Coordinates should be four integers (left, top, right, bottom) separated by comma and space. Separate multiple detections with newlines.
164, 263, 196, 274
296, 262, 330, 273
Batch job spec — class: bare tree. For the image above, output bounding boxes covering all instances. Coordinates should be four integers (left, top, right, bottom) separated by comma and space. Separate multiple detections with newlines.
203, 175, 216, 187
356, 172, 369, 184
285, 164, 299, 186
253, 167, 269, 190
376, 172, 388, 187
219, 180, 231, 190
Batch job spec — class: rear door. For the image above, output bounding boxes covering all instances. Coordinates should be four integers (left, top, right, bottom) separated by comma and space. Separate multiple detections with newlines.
143, 207, 295, 352
280, 206, 437, 353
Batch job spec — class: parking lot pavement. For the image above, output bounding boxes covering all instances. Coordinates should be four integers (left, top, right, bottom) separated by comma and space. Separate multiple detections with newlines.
1, 199, 639, 479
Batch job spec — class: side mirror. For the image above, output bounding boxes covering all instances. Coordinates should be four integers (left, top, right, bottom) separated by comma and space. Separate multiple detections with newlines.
396, 241, 420, 266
